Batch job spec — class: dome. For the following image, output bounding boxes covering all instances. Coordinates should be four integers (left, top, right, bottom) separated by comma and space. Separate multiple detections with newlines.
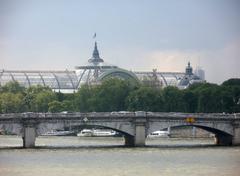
97, 68, 139, 83
177, 62, 205, 89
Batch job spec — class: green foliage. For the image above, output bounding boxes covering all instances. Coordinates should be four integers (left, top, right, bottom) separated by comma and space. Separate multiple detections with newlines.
126, 87, 163, 111
35, 91, 57, 112
48, 101, 64, 112
162, 86, 185, 112
48, 100, 75, 113
24, 85, 55, 112
0, 81, 25, 94
182, 90, 197, 113
0, 78, 240, 113
197, 86, 221, 113
0, 93, 26, 113
75, 78, 136, 112
93, 78, 135, 111
222, 78, 240, 87
74, 84, 93, 112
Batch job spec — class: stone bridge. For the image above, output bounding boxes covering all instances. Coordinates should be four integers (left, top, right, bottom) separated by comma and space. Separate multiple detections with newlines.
0, 112, 240, 148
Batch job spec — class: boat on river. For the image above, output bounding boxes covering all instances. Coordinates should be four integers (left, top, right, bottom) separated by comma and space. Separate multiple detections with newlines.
77, 129, 93, 137
92, 129, 116, 137
148, 130, 170, 138
77, 129, 117, 137
42, 130, 75, 136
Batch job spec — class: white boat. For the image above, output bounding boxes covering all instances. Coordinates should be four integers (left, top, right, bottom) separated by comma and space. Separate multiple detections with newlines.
77, 129, 117, 137
42, 130, 75, 136
148, 130, 170, 138
92, 129, 116, 137
77, 129, 93, 137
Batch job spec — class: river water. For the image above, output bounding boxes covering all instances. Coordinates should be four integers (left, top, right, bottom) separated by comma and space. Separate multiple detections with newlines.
0, 135, 240, 176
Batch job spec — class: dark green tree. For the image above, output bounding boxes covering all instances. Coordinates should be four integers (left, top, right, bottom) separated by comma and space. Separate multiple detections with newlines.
222, 78, 240, 87
182, 90, 198, 113
48, 100, 64, 112
35, 91, 57, 112
126, 87, 164, 111
0, 81, 25, 94
62, 100, 75, 112
162, 86, 185, 112
90, 78, 135, 112
0, 93, 26, 113
74, 84, 93, 112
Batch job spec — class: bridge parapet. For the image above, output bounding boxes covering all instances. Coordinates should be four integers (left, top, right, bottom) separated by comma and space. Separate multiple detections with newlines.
146, 112, 240, 119
1, 112, 239, 120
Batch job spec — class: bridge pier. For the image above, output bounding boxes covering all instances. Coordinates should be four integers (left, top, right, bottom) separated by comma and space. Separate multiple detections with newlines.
214, 134, 232, 146
124, 135, 135, 146
134, 123, 146, 146
232, 124, 240, 145
134, 111, 147, 147
22, 126, 36, 148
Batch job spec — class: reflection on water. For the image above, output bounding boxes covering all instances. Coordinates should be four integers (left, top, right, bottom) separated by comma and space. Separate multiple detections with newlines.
0, 135, 240, 176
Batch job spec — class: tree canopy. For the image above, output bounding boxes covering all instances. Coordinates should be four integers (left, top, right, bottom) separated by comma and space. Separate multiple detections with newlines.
0, 78, 239, 113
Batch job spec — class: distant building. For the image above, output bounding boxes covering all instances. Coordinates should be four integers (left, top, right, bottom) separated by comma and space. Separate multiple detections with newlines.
177, 62, 205, 89
194, 66, 205, 81
0, 41, 204, 92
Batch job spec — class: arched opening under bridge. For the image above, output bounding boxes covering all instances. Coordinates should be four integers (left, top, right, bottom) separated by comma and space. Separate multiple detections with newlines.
34, 124, 134, 148
146, 124, 233, 147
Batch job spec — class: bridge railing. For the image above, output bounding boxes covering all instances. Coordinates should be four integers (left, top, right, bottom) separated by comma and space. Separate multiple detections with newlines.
0, 112, 240, 120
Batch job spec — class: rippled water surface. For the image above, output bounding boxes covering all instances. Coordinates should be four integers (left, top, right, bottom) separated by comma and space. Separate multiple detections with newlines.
0, 135, 240, 176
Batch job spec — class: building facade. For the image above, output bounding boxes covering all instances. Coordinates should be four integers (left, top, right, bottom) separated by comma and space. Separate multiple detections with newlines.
0, 42, 204, 93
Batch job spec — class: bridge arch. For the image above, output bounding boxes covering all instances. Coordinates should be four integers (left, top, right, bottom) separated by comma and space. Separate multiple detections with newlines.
36, 122, 135, 146
148, 124, 233, 146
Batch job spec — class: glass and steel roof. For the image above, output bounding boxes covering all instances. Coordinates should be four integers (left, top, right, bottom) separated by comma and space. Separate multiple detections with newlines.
0, 70, 79, 93
0, 69, 185, 93
0, 42, 190, 93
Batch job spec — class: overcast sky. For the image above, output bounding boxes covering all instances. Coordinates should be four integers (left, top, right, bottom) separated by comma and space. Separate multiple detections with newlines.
0, 0, 240, 84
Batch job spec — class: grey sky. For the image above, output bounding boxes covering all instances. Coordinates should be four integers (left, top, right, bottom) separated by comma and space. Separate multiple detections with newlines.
1, 0, 240, 84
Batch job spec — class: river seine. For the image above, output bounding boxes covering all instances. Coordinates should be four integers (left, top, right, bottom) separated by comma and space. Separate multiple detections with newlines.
0, 135, 240, 176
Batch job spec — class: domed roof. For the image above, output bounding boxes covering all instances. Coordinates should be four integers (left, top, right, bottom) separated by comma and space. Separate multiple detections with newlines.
178, 62, 204, 89
97, 68, 139, 82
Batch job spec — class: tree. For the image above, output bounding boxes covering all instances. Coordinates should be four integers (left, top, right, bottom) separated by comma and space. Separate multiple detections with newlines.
75, 78, 137, 112
222, 78, 240, 87
35, 91, 57, 112
24, 85, 53, 112
126, 87, 164, 111
197, 87, 222, 113
0, 81, 25, 94
62, 100, 75, 112
162, 86, 185, 112
93, 78, 135, 111
221, 79, 240, 112
182, 90, 198, 113
0, 93, 26, 113
48, 101, 63, 112
74, 84, 93, 112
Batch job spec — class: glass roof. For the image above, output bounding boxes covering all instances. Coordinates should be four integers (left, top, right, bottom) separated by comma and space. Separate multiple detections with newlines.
0, 69, 184, 93
0, 42, 187, 92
